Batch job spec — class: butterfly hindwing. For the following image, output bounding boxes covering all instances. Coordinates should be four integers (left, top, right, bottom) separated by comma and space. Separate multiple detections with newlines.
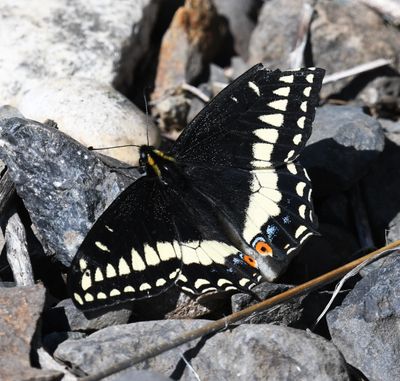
69, 176, 261, 311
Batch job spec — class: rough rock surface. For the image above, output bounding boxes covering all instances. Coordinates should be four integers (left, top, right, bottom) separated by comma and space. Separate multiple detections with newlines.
152, 0, 224, 131
311, 0, 400, 97
17, 78, 160, 166
0, 117, 138, 265
55, 320, 350, 380
327, 252, 400, 381
46, 298, 132, 332
301, 105, 385, 196
213, 0, 260, 60
0, 0, 159, 104
248, 0, 311, 69
0, 284, 61, 381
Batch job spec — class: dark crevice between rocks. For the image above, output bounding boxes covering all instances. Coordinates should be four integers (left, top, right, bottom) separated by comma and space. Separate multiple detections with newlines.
327, 66, 400, 103
121, 0, 184, 111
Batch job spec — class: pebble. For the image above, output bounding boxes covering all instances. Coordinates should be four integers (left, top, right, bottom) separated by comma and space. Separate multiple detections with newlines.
0, 284, 61, 381
18, 78, 160, 166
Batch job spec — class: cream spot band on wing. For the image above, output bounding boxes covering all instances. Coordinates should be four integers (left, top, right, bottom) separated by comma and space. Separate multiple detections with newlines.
131, 248, 146, 271
118, 257, 131, 275
268, 99, 288, 111
254, 128, 279, 144
297, 116, 305, 129
95, 241, 110, 252
81, 270, 92, 290
144, 245, 160, 266
248, 81, 260, 96
273, 87, 290, 97
303, 87, 311, 97
259, 114, 284, 127
94, 268, 104, 282
295, 225, 307, 239
280, 75, 294, 83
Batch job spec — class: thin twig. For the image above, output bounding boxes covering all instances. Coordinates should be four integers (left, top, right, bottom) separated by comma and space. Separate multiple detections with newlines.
181, 83, 210, 103
181, 353, 201, 381
359, 0, 400, 26
313, 246, 398, 328
323, 59, 393, 84
82, 239, 400, 381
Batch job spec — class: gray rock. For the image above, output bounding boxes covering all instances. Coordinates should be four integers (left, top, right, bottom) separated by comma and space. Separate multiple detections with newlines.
0, 284, 61, 380
55, 320, 350, 380
379, 118, 400, 146
231, 282, 305, 326
357, 77, 400, 116
105, 369, 171, 381
311, 0, 400, 97
327, 252, 400, 381
213, 0, 261, 60
301, 105, 385, 196
17, 78, 160, 166
0, 0, 160, 104
387, 212, 400, 244
0, 105, 23, 120
0, 117, 138, 265
47, 298, 132, 332
248, 0, 311, 68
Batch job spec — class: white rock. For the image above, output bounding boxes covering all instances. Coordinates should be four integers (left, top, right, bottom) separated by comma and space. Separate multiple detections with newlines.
0, 0, 159, 104
18, 78, 160, 165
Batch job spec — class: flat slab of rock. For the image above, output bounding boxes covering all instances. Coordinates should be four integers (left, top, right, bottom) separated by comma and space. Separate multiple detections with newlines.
0, 284, 61, 380
55, 319, 349, 380
0, 0, 159, 104
327, 252, 400, 381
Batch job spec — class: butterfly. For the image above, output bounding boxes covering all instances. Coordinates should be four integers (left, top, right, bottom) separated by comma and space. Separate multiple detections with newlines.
68, 64, 324, 311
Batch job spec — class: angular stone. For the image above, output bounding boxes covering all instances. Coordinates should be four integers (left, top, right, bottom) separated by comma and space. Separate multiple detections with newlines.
0, 284, 61, 381
17, 78, 160, 166
0, 0, 160, 104
213, 0, 261, 60
248, 0, 311, 68
0, 117, 138, 265
327, 252, 400, 381
301, 105, 385, 196
311, 0, 400, 97
55, 320, 350, 380
46, 298, 132, 332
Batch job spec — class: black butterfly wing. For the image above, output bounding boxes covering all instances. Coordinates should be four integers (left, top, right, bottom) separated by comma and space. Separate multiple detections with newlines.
68, 177, 261, 311
173, 65, 324, 278
172, 65, 323, 168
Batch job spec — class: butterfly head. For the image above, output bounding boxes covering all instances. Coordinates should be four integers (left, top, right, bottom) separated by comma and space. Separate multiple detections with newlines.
139, 145, 176, 179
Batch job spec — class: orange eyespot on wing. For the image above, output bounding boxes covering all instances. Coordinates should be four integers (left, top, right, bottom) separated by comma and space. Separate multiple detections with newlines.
255, 241, 273, 256
243, 254, 258, 268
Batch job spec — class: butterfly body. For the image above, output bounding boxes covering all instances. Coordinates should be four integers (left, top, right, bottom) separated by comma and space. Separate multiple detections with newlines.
69, 64, 325, 311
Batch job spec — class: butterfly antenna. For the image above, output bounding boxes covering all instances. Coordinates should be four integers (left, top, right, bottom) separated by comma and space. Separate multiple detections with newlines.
143, 90, 150, 146
88, 144, 141, 151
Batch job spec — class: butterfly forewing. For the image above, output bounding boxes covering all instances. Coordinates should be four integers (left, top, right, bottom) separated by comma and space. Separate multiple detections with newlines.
175, 66, 324, 275
173, 66, 324, 169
